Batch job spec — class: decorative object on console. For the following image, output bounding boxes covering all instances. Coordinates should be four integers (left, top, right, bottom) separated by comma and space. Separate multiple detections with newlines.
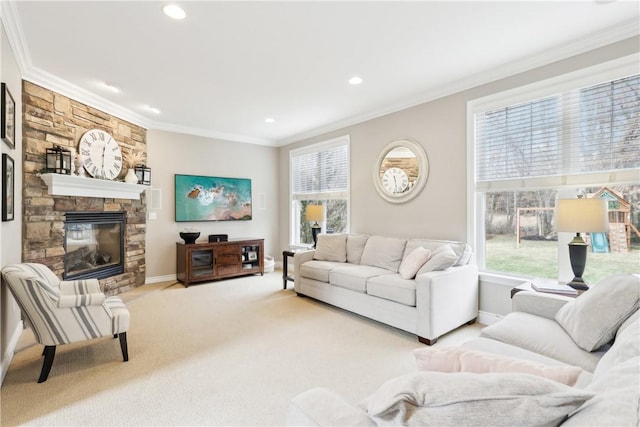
79, 129, 123, 180
2, 153, 14, 221
134, 165, 151, 185
305, 204, 324, 248
175, 174, 252, 222
1, 82, 15, 149
45, 145, 72, 175
556, 197, 609, 290
208, 234, 228, 242
374, 139, 429, 204
179, 229, 201, 244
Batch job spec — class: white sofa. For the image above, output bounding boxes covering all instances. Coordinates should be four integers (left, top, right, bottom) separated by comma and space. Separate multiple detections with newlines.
293, 233, 479, 345
287, 274, 640, 426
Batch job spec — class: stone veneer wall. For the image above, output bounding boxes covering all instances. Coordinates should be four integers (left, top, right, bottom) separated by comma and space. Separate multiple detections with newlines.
22, 81, 147, 296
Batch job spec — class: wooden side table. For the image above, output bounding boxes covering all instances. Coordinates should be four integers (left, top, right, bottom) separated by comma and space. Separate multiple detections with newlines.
282, 250, 296, 289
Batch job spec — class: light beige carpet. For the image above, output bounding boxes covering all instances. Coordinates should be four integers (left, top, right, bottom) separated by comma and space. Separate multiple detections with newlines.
1, 271, 482, 426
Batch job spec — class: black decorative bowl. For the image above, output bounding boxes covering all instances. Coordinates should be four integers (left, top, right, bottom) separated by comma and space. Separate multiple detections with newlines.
179, 232, 200, 244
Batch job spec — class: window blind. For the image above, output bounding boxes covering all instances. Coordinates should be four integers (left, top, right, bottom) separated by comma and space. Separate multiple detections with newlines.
475, 74, 640, 191
291, 140, 349, 200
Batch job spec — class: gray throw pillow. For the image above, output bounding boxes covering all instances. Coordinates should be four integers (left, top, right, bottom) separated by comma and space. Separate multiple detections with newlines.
555, 274, 640, 352
313, 234, 347, 262
365, 371, 593, 427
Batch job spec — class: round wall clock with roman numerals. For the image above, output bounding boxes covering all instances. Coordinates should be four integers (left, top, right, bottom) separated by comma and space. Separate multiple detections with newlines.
78, 129, 123, 180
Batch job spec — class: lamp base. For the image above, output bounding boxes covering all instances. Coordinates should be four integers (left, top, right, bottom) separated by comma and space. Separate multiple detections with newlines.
567, 278, 589, 291
311, 225, 321, 248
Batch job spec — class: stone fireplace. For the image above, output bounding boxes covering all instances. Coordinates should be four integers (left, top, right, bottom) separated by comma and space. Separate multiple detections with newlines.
22, 81, 148, 296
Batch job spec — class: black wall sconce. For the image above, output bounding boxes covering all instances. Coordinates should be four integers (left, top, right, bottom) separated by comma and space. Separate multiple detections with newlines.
134, 165, 151, 185
45, 146, 72, 174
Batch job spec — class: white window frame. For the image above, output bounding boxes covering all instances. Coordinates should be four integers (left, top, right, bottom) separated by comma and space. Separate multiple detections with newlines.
466, 54, 639, 277
289, 135, 350, 247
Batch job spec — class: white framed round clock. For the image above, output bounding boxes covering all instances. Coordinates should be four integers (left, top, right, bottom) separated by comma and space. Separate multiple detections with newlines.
78, 129, 123, 180
373, 139, 429, 204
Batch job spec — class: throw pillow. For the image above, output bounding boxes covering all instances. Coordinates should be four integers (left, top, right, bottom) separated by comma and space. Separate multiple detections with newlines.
346, 234, 369, 264
413, 346, 583, 386
365, 371, 593, 427
313, 234, 347, 262
360, 236, 407, 272
416, 244, 458, 276
398, 247, 432, 280
555, 274, 640, 352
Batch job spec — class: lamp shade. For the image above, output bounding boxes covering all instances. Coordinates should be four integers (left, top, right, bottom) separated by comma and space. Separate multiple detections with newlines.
305, 205, 324, 223
556, 198, 609, 233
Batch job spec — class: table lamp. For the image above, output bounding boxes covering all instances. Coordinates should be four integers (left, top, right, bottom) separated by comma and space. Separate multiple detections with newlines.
556, 197, 609, 290
305, 204, 324, 248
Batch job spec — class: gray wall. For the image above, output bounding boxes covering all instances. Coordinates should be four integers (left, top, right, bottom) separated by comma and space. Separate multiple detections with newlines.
144, 130, 279, 279
277, 36, 640, 315
1, 18, 24, 382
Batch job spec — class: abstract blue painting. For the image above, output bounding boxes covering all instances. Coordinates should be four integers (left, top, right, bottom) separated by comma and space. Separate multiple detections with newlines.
175, 174, 252, 222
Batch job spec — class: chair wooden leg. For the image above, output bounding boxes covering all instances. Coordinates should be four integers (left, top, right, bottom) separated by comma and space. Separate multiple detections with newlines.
39, 345, 56, 383
119, 332, 129, 362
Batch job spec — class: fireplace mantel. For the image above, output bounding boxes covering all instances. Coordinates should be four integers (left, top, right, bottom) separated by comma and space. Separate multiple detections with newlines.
40, 173, 147, 199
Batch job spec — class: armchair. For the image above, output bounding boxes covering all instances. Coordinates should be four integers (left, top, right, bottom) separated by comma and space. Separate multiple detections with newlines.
1, 263, 130, 382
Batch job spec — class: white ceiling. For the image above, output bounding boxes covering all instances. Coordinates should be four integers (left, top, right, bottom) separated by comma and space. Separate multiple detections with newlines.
3, 1, 639, 146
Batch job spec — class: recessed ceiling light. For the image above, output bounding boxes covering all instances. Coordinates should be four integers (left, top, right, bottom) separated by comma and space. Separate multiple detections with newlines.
348, 76, 363, 85
265, 117, 275, 124
163, 4, 186, 20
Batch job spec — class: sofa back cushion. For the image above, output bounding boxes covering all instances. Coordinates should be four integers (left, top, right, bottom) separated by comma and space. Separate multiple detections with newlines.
313, 234, 347, 262
360, 236, 407, 272
404, 239, 472, 266
592, 309, 639, 381
555, 274, 640, 352
346, 234, 369, 264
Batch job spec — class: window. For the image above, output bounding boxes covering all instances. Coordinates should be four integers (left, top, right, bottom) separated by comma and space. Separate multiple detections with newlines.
468, 55, 640, 283
290, 136, 350, 246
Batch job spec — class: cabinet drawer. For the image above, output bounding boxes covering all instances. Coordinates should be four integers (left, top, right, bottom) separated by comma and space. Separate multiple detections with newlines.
217, 265, 240, 276
216, 244, 240, 255
216, 254, 239, 265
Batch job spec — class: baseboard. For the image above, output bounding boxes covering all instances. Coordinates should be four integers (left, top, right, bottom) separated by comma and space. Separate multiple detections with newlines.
1, 320, 24, 386
145, 274, 177, 284
478, 310, 502, 326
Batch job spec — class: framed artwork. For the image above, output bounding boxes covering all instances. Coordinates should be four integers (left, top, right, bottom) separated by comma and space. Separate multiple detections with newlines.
2, 153, 14, 221
175, 174, 252, 222
1, 83, 15, 149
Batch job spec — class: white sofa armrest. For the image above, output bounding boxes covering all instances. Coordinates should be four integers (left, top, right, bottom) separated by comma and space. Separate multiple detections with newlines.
287, 387, 375, 427
415, 264, 479, 343
511, 291, 573, 320
293, 250, 316, 292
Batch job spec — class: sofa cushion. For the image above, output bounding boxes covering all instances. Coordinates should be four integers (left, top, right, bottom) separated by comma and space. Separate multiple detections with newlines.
413, 346, 583, 386
404, 239, 472, 266
313, 234, 347, 262
360, 236, 407, 272
555, 274, 640, 352
329, 265, 394, 293
480, 311, 604, 372
398, 247, 432, 279
416, 244, 458, 275
300, 260, 347, 283
346, 234, 369, 264
366, 274, 416, 306
365, 371, 593, 427
563, 356, 640, 427
593, 310, 639, 381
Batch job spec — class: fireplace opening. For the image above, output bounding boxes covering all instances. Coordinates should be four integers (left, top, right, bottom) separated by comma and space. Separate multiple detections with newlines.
64, 212, 125, 280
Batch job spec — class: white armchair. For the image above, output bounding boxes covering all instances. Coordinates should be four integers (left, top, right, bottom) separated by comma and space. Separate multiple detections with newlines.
1, 263, 130, 382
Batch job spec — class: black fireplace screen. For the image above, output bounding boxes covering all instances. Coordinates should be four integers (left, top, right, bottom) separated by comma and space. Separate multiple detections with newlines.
64, 212, 125, 280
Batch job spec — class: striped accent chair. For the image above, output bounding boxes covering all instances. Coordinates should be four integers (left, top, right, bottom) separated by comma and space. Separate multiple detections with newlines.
1, 263, 130, 383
